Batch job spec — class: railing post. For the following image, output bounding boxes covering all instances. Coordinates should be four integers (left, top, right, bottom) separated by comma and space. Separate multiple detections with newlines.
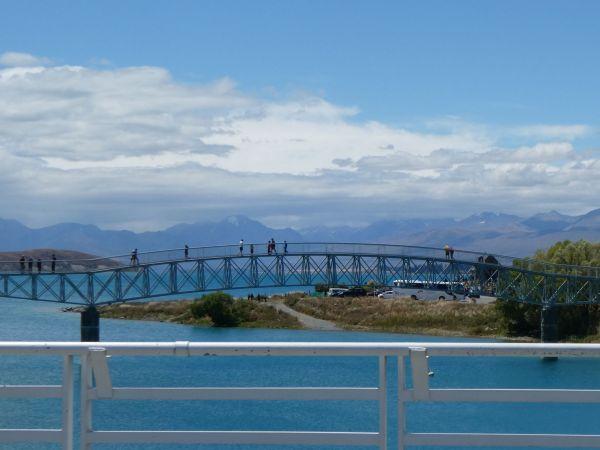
397, 355, 406, 450
61, 355, 74, 450
378, 355, 387, 450
80, 352, 93, 450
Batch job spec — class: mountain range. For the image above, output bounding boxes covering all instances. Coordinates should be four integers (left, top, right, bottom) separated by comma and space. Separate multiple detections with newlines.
0, 209, 598, 258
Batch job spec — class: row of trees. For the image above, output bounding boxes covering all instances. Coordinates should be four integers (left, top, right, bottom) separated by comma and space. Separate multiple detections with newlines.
498, 240, 600, 340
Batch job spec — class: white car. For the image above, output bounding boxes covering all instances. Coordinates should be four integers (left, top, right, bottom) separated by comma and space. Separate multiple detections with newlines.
327, 288, 348, 297
377, 290, 399, 299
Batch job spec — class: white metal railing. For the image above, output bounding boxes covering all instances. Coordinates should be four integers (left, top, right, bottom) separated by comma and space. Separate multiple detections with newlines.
2, 342, 600, 449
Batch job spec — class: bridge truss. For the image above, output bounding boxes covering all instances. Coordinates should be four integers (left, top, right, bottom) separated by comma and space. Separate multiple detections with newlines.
0, 244, 598, 306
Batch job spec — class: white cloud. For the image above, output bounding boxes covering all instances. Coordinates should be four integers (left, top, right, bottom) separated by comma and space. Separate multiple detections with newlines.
513, 124, 593, 140
0, 54, 598, 230
0, 52, 51, 67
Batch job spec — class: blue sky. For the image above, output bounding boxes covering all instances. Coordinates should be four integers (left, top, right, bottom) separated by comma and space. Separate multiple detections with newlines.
3, 0, 600, 126
0, 1, 598, 229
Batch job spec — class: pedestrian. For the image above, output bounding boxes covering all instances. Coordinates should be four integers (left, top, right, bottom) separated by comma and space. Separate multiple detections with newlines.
444, 244, 450, 259
51, 254, 57, 273
239, 239, 244, 256
284, 240, 288, 254
130, 249, 136, 266
36, 258, 42, 273
19, 256, 25, 273
271, 238, 277, 254
184, 244, 189, 260
267, 240, 272, 255
28, 257, 33, 272
449, 246, 455, 260
131, 248, 139, 266
250, 243, 254, 256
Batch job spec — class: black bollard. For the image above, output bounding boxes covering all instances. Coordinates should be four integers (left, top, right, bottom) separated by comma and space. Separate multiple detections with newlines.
81, 305, 100, 342
541, 304, 558, 360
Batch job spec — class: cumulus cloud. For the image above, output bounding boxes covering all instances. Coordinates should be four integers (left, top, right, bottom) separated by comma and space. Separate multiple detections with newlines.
0, 54, 597, 230
0, 52, 51, 67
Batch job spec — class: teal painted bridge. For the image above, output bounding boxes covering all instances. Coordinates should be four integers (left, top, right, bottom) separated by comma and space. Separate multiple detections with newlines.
0, 243, 598, 307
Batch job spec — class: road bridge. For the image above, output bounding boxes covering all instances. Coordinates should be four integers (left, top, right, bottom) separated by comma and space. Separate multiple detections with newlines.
0, 243, 598, 341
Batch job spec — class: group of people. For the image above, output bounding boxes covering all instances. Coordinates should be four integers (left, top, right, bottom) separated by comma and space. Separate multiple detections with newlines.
267, 239, 288, 255
128, 239, 293, 267
236, 239, 288, 256
443, 244, 455, 259
18, 254, 58, 273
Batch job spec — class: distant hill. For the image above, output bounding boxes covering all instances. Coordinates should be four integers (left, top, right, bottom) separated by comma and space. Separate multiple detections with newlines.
0, 249, 119, 272
0, 209, 598, 258
0, 215, 303, 257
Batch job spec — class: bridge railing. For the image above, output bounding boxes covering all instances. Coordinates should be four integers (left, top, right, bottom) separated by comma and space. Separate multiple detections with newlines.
0, 242, 597, 278
3, 341, 600, 449
0, 243, 514, 273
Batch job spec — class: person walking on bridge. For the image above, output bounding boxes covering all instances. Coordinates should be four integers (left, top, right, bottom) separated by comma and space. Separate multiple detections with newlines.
51, 254, 57, 273
184, 245, 189, 260
239, 239, 244, 256
449, 246, 455, 260
28, 257, 33, 273
250, 243, 254, 256
36, 258, 42, 273
19, 256, 25, 273
284, 240, 288, 254
130, 249, 139, 266
444, 245, 450, 259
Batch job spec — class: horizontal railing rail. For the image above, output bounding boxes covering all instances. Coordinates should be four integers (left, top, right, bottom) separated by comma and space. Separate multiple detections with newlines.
3, 341, 600, 449
1, 242, 597, 277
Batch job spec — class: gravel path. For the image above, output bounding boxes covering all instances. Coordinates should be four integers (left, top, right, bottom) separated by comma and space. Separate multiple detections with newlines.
267, 301, 341, 331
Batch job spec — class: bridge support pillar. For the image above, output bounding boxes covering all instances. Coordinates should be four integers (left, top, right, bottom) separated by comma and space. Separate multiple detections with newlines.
81, 306, 100, 342
541, 305, 558, 343
541, 305, 558, 360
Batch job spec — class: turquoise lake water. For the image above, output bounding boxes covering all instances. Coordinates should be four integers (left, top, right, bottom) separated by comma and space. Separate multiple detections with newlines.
1, 297, 600, 449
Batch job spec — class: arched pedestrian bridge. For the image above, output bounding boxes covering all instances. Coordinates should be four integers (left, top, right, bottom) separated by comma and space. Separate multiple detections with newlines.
0, 243, 598, 306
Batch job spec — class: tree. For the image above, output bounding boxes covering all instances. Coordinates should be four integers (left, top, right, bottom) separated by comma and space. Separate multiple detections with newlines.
191, 292, 240, 327
498, 240, 600, 339
533, 240, 600, 268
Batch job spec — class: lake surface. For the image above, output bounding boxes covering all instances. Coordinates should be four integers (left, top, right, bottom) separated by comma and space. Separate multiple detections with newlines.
1, 297, 599, 449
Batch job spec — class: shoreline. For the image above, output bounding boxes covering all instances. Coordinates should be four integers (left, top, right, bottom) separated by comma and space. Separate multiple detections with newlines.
65, 295, 542, 341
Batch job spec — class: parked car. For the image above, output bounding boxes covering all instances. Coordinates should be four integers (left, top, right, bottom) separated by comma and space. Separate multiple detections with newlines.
377, 290, 399, 299
327, 288, 348, 297
338, 287, 367, 297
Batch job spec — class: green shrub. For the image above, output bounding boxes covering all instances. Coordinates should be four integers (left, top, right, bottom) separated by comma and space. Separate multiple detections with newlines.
191, 292, 239, 327
496, 240, 600, 340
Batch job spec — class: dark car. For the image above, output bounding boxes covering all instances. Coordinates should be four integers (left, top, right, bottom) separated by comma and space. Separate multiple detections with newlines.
339, 287, 367, 297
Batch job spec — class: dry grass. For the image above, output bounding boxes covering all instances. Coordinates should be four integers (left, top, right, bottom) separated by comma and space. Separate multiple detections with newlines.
97, 299, 303, 329
283, 295, 506, 338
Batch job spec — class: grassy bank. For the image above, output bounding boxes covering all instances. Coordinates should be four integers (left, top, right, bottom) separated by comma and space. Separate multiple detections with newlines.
96, 299, 303, 329
284, 295, 509, 338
